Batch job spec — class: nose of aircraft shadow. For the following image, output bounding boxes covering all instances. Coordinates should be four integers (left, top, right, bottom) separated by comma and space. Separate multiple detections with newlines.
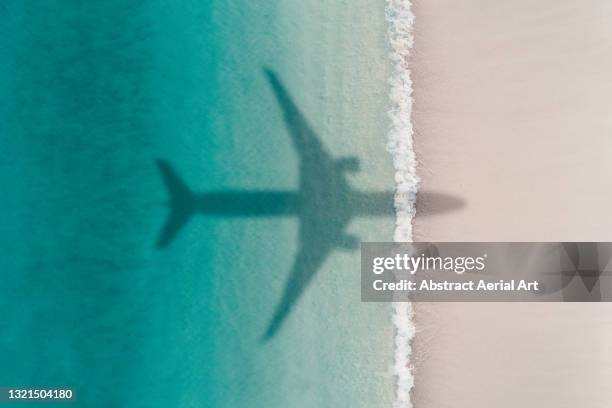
415, 190, 466, 217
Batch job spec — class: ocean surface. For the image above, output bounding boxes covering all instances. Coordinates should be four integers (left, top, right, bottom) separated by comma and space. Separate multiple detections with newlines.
0, 1, 403, 407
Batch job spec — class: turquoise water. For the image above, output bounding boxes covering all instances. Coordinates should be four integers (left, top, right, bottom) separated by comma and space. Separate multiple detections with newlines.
0, 1, 395, 406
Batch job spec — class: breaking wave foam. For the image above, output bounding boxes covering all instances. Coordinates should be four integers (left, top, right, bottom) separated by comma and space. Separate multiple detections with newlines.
385, 1, 418, 407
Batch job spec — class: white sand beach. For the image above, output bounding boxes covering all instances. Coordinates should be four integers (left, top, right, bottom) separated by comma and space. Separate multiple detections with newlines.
411, 1, 612, 406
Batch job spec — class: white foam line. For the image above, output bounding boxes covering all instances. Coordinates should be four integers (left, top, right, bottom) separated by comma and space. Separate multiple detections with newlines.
385, 0, 418, 407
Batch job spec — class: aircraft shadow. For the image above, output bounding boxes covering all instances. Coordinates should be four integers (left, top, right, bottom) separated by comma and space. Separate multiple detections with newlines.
155, 69, 465, 341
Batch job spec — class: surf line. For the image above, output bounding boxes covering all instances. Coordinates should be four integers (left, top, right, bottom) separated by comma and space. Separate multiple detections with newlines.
385, 0, 417, 407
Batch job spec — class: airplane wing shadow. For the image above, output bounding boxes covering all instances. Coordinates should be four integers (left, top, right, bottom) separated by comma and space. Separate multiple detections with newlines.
262, 234, 331, 340
261, 69, 338, 340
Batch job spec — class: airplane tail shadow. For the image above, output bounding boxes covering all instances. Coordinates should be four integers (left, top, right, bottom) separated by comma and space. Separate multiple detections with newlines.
156, 160, 196, 248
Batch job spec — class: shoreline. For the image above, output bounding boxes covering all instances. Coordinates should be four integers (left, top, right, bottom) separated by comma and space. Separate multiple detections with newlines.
385, 1, 418, 406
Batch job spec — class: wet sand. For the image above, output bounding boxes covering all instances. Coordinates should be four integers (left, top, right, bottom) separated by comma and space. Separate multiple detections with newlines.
411, 1, 612, 406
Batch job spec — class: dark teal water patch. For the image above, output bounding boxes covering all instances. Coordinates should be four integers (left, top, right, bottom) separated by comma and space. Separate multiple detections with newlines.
0, 2, 160, 406
0, 1, 300, 407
